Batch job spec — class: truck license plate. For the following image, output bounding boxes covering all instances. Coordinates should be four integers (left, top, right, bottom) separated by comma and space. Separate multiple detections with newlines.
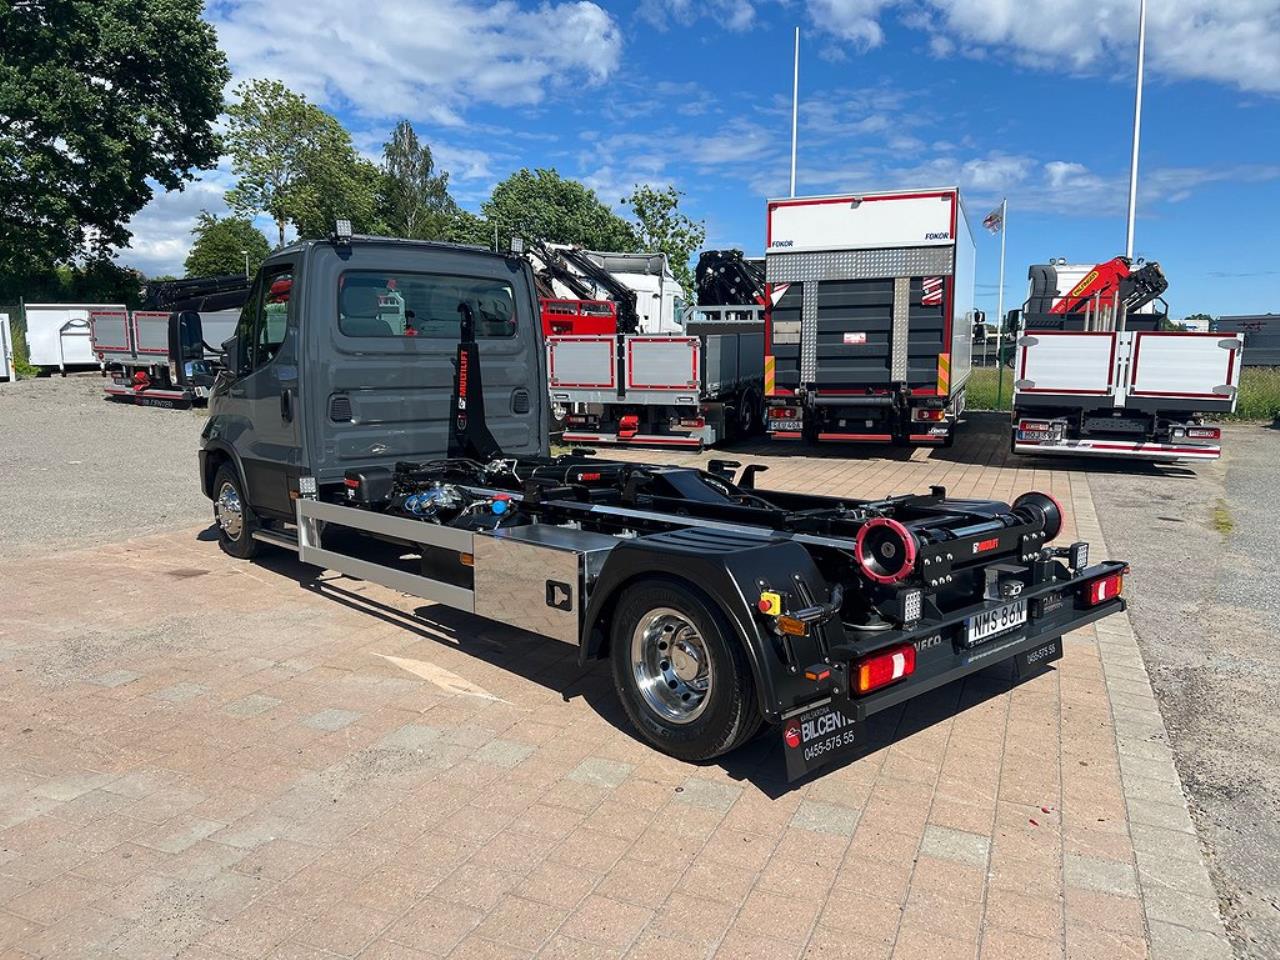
1018, 428, 1051, 441
965, 598, 1028, 646
782, 702, 861, 782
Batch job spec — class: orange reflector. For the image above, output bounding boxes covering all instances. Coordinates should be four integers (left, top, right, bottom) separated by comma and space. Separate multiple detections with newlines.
777, 616, 808, 637
458, 552, 474, 567
855, 644, 916, 695
804, 666, 831, 682
1086, 571, 1123, 605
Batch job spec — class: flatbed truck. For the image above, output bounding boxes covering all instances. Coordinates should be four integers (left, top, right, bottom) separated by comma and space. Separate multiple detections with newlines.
196, 228, 1130, 780
1012, 259, 1243, 461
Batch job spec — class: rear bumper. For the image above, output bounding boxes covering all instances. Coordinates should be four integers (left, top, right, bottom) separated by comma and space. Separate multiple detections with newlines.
1015, 437, 1220, 461
827, 560, 1129, 722
561, 431, 703, 449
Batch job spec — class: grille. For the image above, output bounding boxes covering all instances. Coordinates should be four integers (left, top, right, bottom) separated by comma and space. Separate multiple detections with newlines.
329, 395, 353, 422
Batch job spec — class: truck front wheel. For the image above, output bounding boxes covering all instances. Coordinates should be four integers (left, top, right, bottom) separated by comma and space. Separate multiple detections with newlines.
212, 463, 260, 560
610, 579, 761, 762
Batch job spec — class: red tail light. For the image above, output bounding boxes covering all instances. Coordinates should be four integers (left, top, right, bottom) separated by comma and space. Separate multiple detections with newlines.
1186, 426, 1220, 441
855, 644, 916, 694
1085, 571, 1124, 606
772, 407, 799, 420
854, 518, 918, 585
912, 408, 946, 422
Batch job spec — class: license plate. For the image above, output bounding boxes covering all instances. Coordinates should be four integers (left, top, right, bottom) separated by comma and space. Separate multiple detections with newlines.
966, 597, 1028, 646
1018, 428, 1051, 441
782, 702, 861, 782
768, 420, 797, 432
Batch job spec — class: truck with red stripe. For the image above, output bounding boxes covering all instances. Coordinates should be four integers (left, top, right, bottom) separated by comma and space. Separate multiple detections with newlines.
762, 188, 976, 446
1011, 258, 1243, 461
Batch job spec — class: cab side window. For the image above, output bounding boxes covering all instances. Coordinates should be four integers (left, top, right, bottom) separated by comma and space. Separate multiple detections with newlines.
256, 269, 294, 366
233, 278, 261, 375
233, 266, 295, 374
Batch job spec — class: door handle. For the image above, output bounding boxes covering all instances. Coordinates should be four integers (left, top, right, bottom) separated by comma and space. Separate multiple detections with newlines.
280, 388, 293, 422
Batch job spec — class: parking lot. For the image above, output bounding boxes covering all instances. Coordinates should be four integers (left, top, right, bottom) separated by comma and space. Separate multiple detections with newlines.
0, 378, 1254, 959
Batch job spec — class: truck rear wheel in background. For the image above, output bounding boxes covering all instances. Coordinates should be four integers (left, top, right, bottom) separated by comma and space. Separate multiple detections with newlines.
610, 579, 762, 761
212, 463, 260, 560
732, 388, 762, 440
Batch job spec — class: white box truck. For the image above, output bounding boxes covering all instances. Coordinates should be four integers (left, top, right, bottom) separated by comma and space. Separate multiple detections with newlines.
762, 188, 976, 446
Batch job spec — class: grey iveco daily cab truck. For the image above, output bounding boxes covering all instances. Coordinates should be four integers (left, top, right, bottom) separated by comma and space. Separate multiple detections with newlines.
197, 227, 1129, 781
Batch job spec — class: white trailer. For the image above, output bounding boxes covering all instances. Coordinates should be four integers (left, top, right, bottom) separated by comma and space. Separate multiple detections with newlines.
23, 303, 125, 373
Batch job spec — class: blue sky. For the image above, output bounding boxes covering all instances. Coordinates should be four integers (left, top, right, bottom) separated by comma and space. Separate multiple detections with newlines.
123, 0, 1280, 318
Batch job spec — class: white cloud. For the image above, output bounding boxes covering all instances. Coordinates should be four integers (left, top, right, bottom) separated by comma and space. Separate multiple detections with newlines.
116, 163, 236, 277
639, 0, 760, 32
807, 0, 1280, 94
211, 0, 624, 125
808, 0, 892, 49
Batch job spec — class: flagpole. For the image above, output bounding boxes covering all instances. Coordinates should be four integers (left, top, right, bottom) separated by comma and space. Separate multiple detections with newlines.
790, 27, 799, 197
995, 198, 1009, 410
1125, 0, 1147, 260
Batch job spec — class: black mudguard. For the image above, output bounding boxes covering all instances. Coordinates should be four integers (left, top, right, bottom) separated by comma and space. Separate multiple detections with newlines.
580, 526, 837, 721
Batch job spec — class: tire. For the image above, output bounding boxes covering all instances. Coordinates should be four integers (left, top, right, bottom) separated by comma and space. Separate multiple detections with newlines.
609, 579, 761, 762
742, 388, 763, 437
212, 463, 260, 559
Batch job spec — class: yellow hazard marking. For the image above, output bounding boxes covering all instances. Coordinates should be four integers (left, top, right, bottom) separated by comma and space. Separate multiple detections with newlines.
765, 355, 776, 395
937, 353, 950, 395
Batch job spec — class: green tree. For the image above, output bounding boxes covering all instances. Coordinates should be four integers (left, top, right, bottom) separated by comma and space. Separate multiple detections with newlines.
482, 169, 638, 252
443, 209, 495, 248
380, 120, 458, 240
0, 0, 227, 279
184, 212, 271, 277
224, 79, 381, 246
623, 185, 706, 293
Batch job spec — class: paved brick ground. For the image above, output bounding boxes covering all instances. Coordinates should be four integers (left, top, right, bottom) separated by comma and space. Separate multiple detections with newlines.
0, 421, 1228, 959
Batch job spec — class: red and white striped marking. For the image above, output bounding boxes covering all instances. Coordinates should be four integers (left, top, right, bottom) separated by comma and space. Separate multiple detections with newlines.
921, 276, 944, 307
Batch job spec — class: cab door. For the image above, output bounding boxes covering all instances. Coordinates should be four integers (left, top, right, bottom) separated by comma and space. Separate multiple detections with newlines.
224, 259, 302, 518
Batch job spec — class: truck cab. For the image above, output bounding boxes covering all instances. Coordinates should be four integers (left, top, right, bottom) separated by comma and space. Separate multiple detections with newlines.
199, 235, 548, 531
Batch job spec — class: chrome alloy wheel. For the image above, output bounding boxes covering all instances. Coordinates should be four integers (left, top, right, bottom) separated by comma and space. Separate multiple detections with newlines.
630, 607, 713, 724
215, 480, 244, 541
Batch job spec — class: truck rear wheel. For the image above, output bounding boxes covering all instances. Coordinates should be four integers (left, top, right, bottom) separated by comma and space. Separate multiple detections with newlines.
610, 579, 761, 762
212, 463, 260, 560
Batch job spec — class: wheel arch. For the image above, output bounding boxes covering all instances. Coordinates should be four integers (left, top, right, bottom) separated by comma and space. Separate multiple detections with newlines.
579, 538, 828, 721
201, 441, 248, 502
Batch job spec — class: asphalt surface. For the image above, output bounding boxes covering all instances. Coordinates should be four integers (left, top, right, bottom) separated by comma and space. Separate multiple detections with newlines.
1087, 424, 1280, 958
0, 374, 212, 560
